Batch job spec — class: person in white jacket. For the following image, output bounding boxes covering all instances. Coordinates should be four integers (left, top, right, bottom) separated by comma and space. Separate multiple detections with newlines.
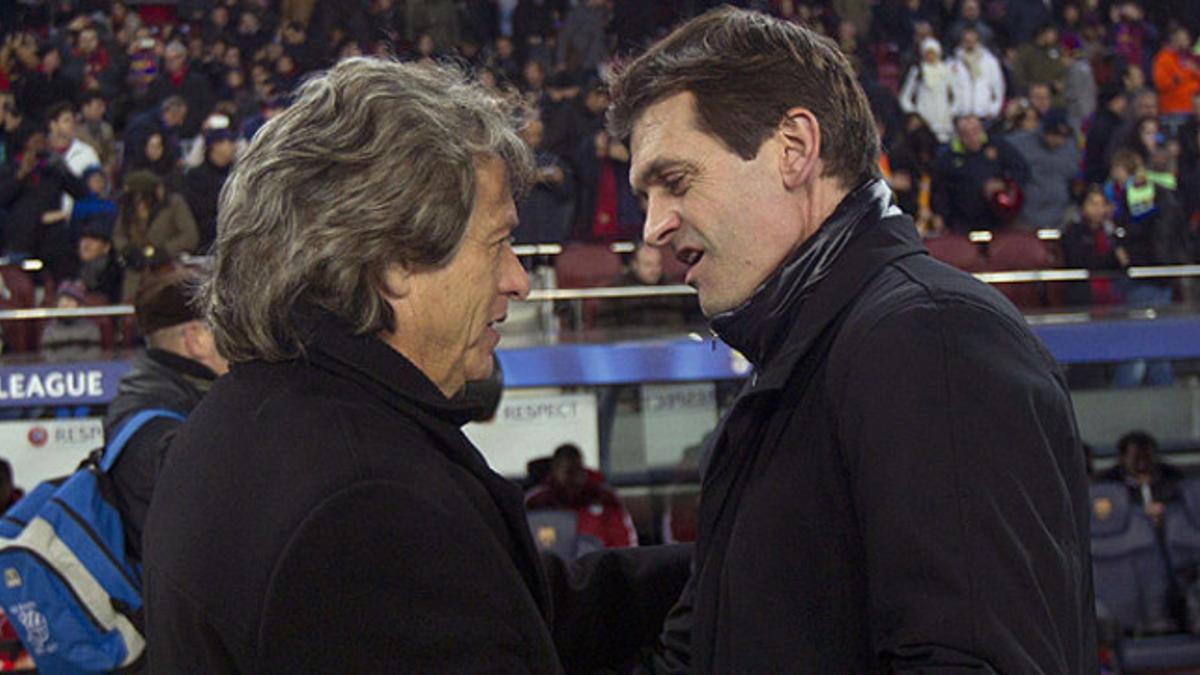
949, 27, 1006, 120
900, 37, 956, 143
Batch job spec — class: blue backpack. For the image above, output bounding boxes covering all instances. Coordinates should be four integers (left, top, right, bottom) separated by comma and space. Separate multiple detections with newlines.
0, 409, 185, 673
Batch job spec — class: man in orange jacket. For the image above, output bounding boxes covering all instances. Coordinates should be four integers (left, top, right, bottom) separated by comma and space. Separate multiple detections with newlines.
1152, 26, 1200, 120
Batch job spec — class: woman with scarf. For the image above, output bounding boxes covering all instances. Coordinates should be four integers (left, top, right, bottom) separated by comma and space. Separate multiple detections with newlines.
900, 37, 956, 143
113, 170, 198, 301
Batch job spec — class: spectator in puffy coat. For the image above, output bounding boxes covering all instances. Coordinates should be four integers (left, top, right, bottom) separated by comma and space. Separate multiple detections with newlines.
949, 27, 1004, 120
900, 37, 955, 142
525, 444, 638, 551
114, 170, 200, 301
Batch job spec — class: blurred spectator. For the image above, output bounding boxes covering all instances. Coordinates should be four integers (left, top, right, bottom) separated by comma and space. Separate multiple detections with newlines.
107, 266, 228, 561
77, 219, 123, 305
1107, 150, 1187, 386
72, 166, 117, 243
1062, 47, 1096, 134
124, 96, 187, 179
514, 118, 573, 244
1099, 430, 1183, 527
126, 129, 185, 192
491, 35, 522, 85
1179, 92, 1200, 232
0, 91, 25, 166
114, 171, 200, 301
148, 41, 215, 139
348, 0, 405, 52
1004, 0, 1053, 47
576, 130, 641, 240
75, 91, 117, 175
932, 114, 1029, 231
184, 127, 237, 254
406, 0, 463, 52
72, 23, 114, 95
513, 0, 557, 64
1007, 108, 1080, 230
945, 0, 995, 50
1012, 23, 1067, 102
544, 78, 608, 168
525, 444, 638, 550
900, 37, 955, 142
557, 0, 612, 75
1061, 185, 1121, 306
1085, 85, 1128, 185
0, 125, 86, 279
884, 114, 940, 233
45, 100, 100, 218
0, 459, 22, 511
1110, 1, 1158, 76
13, 43, 76, 123
40, 280, 103, 363
1151, 26, 1200, 123
594, 243, 694, 329
949, 26, 1004, 120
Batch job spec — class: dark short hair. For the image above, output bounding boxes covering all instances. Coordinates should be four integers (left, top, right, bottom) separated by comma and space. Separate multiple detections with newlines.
1118, 430, 1158, 455
607, 6, 880, 189
79, 90, 107, 107
44, 100, 75, 127
552, 444, 583, 465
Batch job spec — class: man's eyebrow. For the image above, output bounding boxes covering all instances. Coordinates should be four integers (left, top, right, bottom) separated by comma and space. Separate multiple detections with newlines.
632, 157, 695, 197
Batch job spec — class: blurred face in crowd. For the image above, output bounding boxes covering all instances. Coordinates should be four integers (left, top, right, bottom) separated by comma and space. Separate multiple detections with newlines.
551, 453, 588, 501
1081, 191, 1109, 227
1028, 84, 1052, 115
1123, 65, 1145, 92
86, 172, 106, 196
145, 133, 165, 162
382, 157, 529, 397
78, 235, 111, 264
41, 49, 61, 73
49, 109, 76, 142
164, 48, 187, 75
631, 245, 664, 285
520, 118, 544, 150
211, 6, 229, 29
81, 97, 106, 122
495, 37, 514, 59
1037, 26, 1058, 48
956, 115, 986, 152
238, 12, 259, 34
222, 46, 241, 70
208, 138, 236, 167
922, 44, 940, 65
1120, 442, 1156, 483
631, 92, 816, 316
585, 88, 610, 115
960, 28, 980, 52
523, 60, 545, 90
164, 103, 187, 127
1138, 118, 1160, 151
416, 33, 435, 57
1172, 28, 1191, 51
78, 28, 99, 55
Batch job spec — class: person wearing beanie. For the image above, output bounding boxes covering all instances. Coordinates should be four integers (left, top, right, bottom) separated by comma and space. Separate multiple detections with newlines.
39, 279, 103, 363
77, 217, 124, 304
899, 37, 956, 142
105, 265, 228, 563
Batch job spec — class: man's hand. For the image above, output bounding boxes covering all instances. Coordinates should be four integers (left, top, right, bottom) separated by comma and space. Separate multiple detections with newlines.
1146, 501, 1166, 527
41, 210, 69, 225
983, 178, 1007, 198
1116, 246, 1131, 268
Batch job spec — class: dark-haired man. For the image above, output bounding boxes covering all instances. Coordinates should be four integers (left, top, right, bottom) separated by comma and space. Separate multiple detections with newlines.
610, 7, 1096, 671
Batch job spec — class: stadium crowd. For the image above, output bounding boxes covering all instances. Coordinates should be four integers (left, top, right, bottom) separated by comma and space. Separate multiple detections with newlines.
0, 0, 1196, 314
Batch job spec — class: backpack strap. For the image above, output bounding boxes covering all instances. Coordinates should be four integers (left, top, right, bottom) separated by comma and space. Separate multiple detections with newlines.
99, 408, 187, 473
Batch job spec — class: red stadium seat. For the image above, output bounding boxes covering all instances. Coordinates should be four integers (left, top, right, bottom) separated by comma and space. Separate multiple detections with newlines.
0, 266, 36, 353
986, 230, 1055, 310
554, 243, 623, 289
923, 233, 987, 273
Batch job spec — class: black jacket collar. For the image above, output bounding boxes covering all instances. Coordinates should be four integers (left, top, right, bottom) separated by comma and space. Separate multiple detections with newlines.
711, 179, 924, 391
298, 307, 480, 427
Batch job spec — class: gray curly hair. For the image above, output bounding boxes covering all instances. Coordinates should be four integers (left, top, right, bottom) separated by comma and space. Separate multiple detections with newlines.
204, 57, 533, 363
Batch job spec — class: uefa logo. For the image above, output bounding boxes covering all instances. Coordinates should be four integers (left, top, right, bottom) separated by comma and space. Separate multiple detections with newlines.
27, 427, 48, 448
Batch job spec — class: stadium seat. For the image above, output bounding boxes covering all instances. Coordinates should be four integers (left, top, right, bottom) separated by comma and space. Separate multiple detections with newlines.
986, 230, 1054, 309
1164, 479, 1200, 584
527, 509, 603, 560
1090, 481, 1200, 671
922, 233, 986, 273
0, 266, 36, 353
554, 243, 623, 289
1090, 481, 1176, 634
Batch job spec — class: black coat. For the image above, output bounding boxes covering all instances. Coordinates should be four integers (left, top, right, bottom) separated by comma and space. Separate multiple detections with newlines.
143, 310, 686, 672
647, 181, 1097, 672
182, 159, 230, 253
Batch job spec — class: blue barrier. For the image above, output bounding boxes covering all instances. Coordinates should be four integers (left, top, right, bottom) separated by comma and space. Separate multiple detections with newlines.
2, 314, 1199, 406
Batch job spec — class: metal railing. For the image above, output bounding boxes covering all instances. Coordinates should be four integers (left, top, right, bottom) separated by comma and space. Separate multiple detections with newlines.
1, 265, 1198, 321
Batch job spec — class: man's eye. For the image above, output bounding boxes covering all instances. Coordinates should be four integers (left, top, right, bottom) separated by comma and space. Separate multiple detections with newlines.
664, 176, 687, 195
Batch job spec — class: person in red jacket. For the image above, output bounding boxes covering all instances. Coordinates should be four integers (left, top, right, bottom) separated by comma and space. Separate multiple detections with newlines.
1152, 26, 1200, 121
525, 444, 638, 549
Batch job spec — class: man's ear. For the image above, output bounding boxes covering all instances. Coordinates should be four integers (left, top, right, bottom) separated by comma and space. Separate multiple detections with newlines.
778, 107, 822, 191
378, 262, 412, 301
